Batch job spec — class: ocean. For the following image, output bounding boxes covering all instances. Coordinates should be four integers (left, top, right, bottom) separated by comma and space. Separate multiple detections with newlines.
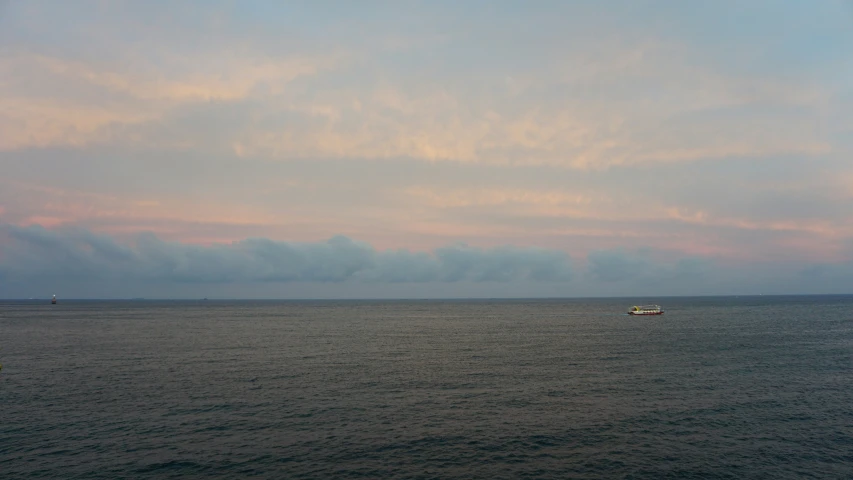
1, 296, 852, 479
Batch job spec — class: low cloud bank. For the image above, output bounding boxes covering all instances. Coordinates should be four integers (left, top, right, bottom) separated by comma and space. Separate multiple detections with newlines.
585, 248, 711, 283
0, 224, 574, 285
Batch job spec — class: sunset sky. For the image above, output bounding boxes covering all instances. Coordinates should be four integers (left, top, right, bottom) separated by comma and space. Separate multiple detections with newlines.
1, 0, 852, 298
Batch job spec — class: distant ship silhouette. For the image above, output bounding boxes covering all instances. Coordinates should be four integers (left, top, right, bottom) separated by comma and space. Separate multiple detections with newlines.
51, 294, 57, 305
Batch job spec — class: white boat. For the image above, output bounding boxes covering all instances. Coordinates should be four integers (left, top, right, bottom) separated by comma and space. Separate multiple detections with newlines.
628, 304, 663, 315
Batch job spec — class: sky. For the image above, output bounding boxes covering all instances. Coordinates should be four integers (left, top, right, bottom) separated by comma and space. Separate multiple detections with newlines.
1, 0, 852, 299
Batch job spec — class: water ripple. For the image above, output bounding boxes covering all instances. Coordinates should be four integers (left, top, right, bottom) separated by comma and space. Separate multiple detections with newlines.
1, 297, 852, 478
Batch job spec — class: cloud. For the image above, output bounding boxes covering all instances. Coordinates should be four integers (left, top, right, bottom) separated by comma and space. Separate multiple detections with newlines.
1, 1, 853, 300
0, 224, 574, 287
798, 240, 853, 282
3, 223, 850, 298
3, 150, 850, 266
403, 186, 594, 209
0, 48, 347, 151
1, 2, 846, 169
799, 262, 853, 282
586, 248, 712, 283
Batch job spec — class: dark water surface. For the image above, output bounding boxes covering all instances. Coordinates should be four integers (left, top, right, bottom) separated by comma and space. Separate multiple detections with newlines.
2, 296, 852, 479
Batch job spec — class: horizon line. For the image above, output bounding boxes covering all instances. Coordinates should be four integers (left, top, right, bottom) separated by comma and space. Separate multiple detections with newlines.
3, 293, 853, 302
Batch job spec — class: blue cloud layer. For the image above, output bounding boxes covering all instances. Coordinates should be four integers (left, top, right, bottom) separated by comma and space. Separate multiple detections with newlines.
586, 248, 710, 283
0, 224, 573, 286
3, 224, 851, 298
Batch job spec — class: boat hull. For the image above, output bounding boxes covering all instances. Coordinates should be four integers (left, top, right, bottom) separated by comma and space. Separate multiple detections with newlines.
628, 305, 663, 315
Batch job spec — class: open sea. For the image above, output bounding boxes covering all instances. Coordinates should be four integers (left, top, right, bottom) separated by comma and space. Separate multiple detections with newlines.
1, 296, 852, 479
